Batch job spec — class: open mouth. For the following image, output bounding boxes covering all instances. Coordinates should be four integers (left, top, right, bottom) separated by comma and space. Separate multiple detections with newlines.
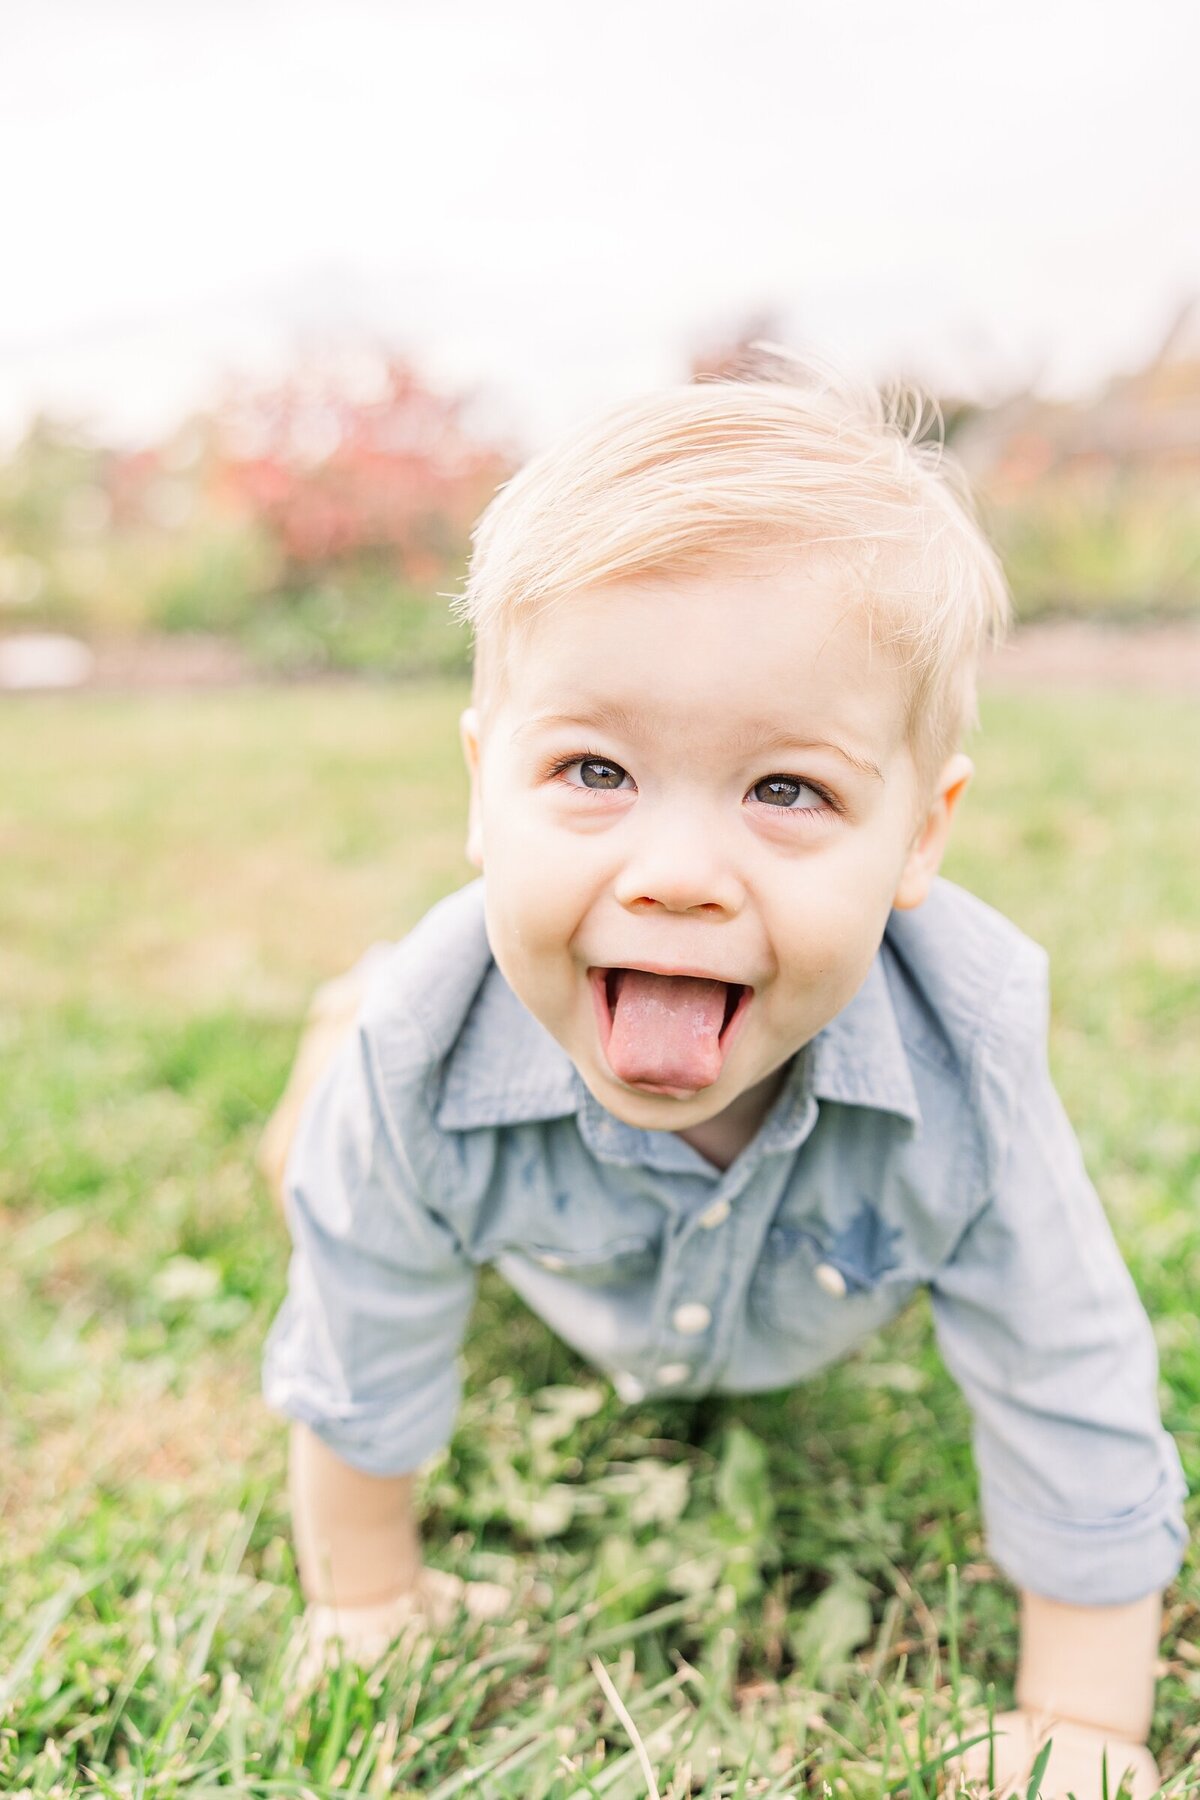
589, 966, 753, 1096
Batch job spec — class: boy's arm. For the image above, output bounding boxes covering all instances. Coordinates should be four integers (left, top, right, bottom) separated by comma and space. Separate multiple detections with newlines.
1015, 1588, 1161, 1744
262, 966, 489, 1673
927, 945, 1180, 1793
290, 1425, 509, 1677
258, 960, 380, 1211
290, 1423, 421, 1606
955, 1590, 1162, 1795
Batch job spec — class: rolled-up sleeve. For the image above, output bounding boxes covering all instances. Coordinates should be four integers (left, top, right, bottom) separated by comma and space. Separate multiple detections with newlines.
929, 944, 1188, 1605
262, 1014, 475, 1477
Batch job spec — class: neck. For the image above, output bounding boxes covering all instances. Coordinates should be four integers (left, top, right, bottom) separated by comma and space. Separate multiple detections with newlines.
675, 1064, 788, 1171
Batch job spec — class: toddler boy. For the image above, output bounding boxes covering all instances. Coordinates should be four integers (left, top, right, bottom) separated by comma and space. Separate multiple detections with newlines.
262, 361, 1186, 1794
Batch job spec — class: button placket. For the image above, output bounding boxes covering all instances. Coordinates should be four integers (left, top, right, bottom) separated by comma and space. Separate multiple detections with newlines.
654, 1097, 819, 1389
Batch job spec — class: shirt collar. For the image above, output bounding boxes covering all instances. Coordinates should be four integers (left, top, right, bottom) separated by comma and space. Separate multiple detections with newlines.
806, 950, 922, 1128
435, 961, 579, 1129
435, 937, 921, 1136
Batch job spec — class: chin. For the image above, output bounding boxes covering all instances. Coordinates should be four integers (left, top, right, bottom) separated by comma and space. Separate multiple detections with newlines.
583, 1057, 729, 1128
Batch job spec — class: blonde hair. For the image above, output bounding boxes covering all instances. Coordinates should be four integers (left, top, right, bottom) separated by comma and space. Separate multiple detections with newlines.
453, 350, 1011, 790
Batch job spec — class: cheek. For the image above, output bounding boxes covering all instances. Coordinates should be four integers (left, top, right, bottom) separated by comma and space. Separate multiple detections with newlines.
764, 856, 898, 989
478, 787, 597, 958
777, 907, 864, 983
480, 758, 570, 858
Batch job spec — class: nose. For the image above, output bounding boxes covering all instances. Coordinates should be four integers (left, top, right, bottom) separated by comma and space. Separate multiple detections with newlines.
613, 807, 746, 917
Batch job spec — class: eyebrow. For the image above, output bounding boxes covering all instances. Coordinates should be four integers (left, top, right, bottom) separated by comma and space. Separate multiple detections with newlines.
513, 703, 646, 747
514, 707, 885, 782
735, 725, 885, 782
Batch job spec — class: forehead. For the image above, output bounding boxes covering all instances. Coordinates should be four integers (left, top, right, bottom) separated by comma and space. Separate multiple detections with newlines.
493, 562, 911, 761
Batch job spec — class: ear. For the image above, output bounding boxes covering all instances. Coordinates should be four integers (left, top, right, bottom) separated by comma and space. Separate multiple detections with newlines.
459, 707, 485, 870
892, 752, 973, 911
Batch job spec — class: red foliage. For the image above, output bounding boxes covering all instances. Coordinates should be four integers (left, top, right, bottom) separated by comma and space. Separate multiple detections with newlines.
214, 356, 513, 581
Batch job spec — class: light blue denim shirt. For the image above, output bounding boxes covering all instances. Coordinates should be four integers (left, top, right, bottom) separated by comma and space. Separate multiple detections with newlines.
264, 877, 1187, 1605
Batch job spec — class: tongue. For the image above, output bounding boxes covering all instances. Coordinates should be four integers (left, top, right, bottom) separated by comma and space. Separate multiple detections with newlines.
606, 970, 729, 1091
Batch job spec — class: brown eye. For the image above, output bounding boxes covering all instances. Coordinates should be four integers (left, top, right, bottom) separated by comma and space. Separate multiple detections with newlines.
754, 775, 803, 807
751, 775, 829, 810
578, 757, 628, 789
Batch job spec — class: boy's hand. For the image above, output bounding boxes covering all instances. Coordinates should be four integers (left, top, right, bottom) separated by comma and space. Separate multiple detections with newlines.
294, 1567, 511, 1691
956, 1708, 1159, 1798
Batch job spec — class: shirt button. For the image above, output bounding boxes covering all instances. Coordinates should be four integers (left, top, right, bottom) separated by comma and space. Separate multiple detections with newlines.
698, 1198, 731, 1229
613, 1372, 645, 1403
655, 1362, 691, 1386
536, 1253, 566, 1271
814, 1261, 847, 1299
671, 1302, 712, 1335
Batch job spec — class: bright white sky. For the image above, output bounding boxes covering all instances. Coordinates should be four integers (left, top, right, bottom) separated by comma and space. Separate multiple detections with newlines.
3, 0, 1198, 449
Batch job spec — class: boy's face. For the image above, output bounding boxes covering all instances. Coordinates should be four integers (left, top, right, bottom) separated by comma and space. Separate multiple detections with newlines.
461, 561, 971, 1140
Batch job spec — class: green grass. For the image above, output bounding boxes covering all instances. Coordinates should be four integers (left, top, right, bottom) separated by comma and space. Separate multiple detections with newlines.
1, 682, 1198, 1796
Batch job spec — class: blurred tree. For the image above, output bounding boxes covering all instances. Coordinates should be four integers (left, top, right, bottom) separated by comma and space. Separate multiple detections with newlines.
213, 354, 513, 584
0, 417, 112, 623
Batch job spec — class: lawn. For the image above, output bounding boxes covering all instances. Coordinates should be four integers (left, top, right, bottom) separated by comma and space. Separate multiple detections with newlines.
1, 681, 1198, 1797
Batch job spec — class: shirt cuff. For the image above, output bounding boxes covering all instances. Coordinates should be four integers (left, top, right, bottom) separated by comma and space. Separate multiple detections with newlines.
262, 1339, 459, 1478
982, 1449, 1188, 1605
